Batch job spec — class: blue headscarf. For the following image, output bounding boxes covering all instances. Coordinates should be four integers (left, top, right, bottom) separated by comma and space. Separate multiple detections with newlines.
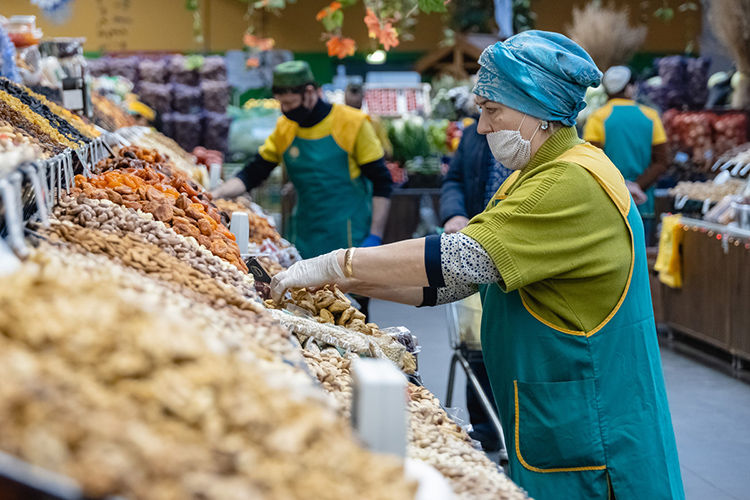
473, 30, 601, 126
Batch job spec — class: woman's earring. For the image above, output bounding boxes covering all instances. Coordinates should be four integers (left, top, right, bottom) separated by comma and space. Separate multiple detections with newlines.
541, 120, 549, 130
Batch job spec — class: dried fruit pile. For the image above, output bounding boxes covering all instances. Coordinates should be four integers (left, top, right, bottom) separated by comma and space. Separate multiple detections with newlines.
72, 146, 248, 272
91, 91, 137, 131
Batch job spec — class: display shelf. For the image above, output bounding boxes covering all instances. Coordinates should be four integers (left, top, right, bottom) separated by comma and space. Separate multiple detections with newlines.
657, 217, 750, 372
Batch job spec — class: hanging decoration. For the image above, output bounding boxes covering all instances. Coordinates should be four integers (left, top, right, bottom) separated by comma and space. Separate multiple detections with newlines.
29, 0, 75, 23
315, 0, 450, 59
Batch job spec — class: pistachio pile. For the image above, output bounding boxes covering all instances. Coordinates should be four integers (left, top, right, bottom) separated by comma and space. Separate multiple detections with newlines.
53, 194, 255, 297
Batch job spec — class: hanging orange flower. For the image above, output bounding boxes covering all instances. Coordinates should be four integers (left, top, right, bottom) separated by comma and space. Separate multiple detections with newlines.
364, 8, 380, 38
246, 57, 260, 68
326, 35, 356, 59
244, 33, 275, 52
377, 23, 400, 51
316, 1, 342, 21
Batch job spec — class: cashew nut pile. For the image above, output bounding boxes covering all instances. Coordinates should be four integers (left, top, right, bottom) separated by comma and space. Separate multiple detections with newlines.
53, 194, 255, 297
0, 256, 417, 500
44, 221, 262, 314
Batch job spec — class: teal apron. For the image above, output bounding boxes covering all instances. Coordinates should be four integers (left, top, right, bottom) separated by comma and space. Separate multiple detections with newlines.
282, 135, 372, 259
479, 148, 684, 499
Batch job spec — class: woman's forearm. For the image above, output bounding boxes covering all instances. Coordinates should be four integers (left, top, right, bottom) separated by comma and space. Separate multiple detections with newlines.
337, 238, 430, 288
346, 280, 424, 306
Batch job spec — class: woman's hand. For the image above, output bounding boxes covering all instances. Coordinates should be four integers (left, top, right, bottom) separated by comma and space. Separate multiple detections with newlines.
270, 250, 345, 303
444, 215, 470, 234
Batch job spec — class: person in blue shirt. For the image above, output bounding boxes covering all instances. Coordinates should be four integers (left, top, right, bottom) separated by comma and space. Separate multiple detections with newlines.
583, 66, 669, 245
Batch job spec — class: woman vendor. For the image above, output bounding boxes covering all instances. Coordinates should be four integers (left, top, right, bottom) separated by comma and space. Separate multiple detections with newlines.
271, 30, 684, 500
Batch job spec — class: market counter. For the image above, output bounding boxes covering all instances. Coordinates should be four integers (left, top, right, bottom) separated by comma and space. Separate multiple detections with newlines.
657, 218, 750, 363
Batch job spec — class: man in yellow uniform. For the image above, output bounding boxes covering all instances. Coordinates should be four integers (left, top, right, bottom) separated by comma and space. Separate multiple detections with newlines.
212, 61, 392, 259
583, 66, 668, 244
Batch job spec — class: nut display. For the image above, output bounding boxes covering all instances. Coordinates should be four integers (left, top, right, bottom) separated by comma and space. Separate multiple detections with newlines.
407, 385, 527, 500
669, 179, 745, 203
45, 221, 260, 314
71, 147, 248, 273
53, 194, 256, 297
299, 345, 527, 500
0, 256, 417, 500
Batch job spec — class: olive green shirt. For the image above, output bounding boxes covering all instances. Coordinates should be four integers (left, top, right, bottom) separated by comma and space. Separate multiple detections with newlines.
462, 126, 631, 332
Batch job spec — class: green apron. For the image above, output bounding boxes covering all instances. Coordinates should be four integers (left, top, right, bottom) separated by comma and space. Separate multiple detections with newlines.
479, 149, 684, 499
282, 135, 372, 259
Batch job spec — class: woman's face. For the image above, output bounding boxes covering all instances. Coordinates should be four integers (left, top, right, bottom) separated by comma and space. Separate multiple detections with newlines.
476, 97, 541, 140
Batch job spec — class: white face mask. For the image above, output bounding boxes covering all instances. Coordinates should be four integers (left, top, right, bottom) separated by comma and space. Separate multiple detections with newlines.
486, 114, 543, 170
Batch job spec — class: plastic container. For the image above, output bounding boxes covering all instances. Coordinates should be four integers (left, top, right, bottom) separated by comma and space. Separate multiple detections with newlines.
731, 201, 750, 230
6, 16, 42, 48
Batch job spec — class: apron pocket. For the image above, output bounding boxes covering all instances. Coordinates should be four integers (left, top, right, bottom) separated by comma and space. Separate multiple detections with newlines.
514, 379, 607, 472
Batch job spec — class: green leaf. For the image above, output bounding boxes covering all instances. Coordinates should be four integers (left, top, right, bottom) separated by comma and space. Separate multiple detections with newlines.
339, 0, 358, 6
418, 0, 447, 14
331, 9, 344, 27
654, 7, 674, 22
185, 0, 199, 11
678, 2, 698, 12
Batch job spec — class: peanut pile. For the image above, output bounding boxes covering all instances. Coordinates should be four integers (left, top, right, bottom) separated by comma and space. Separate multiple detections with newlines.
53, 194, 255, 297
45, 221, 261, 314
0, 258, 417, 500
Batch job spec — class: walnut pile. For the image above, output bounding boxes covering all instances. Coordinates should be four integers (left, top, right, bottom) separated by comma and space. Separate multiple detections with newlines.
53, 194, 255, 297
267, 286, 378, 335
0, 260, 417, 500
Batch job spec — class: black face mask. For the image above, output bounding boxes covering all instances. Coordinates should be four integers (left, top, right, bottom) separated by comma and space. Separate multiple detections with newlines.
282, 103, 313, 124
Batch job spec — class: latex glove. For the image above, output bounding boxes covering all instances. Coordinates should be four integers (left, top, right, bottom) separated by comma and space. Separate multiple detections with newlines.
626, 181, 648, 205
271, 250, 345, 303
444, 215, 470, 234
360, 234, 382, 247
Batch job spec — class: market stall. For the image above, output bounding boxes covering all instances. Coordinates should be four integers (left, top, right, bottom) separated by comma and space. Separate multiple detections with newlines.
0, 71, 527, 499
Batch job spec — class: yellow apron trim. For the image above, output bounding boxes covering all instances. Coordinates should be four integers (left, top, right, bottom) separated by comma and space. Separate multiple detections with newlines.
519, 144, 636, 337
294, 112, 335, 140
558, 144, 631, 217
274, 116, 300, 157
514, 381, 607, 473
